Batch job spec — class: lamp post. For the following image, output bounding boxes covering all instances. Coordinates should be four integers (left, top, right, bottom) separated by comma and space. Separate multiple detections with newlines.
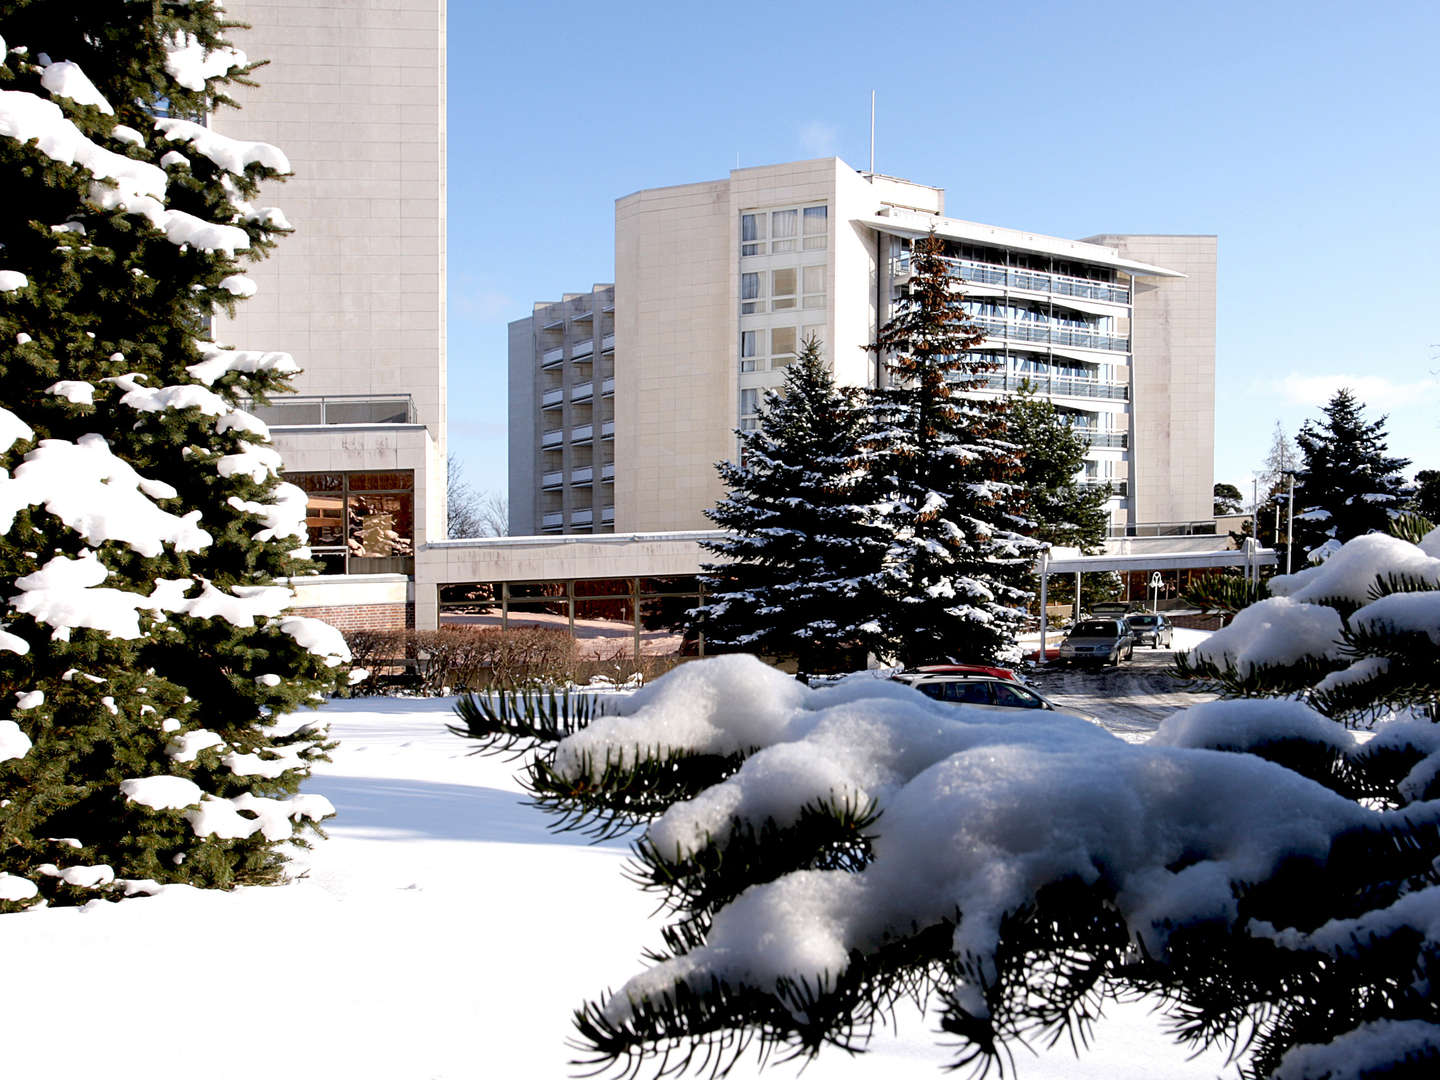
1284, 469, 1297, 575
1037, 544, 1051, 666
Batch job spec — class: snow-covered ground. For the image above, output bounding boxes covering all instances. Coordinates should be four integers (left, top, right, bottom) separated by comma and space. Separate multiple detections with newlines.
0, 695, 1234, 1079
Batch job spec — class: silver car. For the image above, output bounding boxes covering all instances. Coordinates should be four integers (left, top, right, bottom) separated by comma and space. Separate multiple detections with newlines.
1058, 618, 1135, 666
893, 674, 1097, 722
1125, 612, 1174, 649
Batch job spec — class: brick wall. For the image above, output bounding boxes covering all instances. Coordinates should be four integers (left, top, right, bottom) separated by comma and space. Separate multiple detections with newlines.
300, 604, 414, 634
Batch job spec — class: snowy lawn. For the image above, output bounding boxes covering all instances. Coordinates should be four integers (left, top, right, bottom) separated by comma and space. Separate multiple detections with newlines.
0, 695, 1234, 1079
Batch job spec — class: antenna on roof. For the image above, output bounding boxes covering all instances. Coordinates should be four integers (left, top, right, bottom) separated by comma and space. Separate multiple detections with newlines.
869, 90, 875, 175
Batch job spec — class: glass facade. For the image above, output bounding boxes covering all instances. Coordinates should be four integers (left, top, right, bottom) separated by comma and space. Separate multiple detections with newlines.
289, 469, 415, 575
438, 576, 705, 660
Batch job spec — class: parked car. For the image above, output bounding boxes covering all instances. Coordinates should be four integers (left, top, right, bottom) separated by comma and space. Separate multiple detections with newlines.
1125, 612, 1174, 649
892, 672, 1095, 722
908, 663, 1025, 683
1057, 618, 1135, 666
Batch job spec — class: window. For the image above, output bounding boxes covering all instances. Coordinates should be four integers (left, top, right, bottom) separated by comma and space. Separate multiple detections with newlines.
803, 205, 827, 250
740, 388, 761, 417
741, 213, 766, 257
803, 265, 826, 309
290, 470, 414, 575
770, 326, 797, 366
770, 209, 797, 253
741, 272, 763, 314
771, 268, 797, 310
944, 681, 992, 705
740, 330, 760, 372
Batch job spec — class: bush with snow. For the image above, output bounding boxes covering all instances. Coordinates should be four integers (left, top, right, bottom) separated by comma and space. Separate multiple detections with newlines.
0, 3, 350, 910
456, 528, 1440, 1078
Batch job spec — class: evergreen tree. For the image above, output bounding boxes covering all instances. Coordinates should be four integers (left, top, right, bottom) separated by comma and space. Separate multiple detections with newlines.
0, 4, 352, 911
1411, 468, 1440, 523
693, 337, 888, 674
453, 524, 1440, 1079
863, 231, 1034, 666
1006, 381, 1111, 552
1291, 389, 1410, 561
1213, 482, 1244, 516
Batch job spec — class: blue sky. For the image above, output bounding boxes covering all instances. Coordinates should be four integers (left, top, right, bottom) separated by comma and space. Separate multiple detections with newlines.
446, 0, 1439, 506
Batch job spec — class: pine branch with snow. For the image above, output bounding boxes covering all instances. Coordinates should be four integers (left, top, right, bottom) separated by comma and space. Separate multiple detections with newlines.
0, 3, 353, 910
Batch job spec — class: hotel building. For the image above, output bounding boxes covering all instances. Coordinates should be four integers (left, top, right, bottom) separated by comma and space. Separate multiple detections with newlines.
510, 158, 1216, 538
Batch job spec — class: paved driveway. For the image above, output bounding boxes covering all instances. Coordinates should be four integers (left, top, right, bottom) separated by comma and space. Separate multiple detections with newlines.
1028, 647, 1217, 743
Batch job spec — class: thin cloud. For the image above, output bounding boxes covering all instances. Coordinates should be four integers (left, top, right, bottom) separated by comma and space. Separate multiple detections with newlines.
1276, 372, 1440, 410
799, 121, 838, 158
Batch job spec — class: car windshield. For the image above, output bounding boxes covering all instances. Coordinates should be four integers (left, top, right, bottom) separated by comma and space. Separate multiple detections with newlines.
1129, 616, 1158, 626
1071, 621, 1119, 637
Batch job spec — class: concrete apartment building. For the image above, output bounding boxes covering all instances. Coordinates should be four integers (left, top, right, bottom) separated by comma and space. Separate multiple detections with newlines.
510, 158, 1216, 537
217, 0, 447, 630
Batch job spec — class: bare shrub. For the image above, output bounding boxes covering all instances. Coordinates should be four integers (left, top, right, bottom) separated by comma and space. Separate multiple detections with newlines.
414, 626, 578, 692
341, 628, 414, 695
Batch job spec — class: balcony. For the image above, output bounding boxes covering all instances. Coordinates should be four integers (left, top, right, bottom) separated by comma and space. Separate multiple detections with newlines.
600, 463, 615, 482
601, 376, 615, 397
572, 339, 594, 360
601, 333, 615, 352
894, 254, 1130, 306
571, 508, 594, 526
977, 372, 1129, 401
541, 429, 563, 448
571, 466, 593, 487
243, 393, 417, 427
1079, 478, 1129, 498
571, 423, 594, 444
541, 387, 564, 409
571, 381, 593, 403
1076, 430, 1128, 449
541, 512, 564, 531
971, 314, 1129, 354
541, 346, 564, 368
600, 420, 615, 440
541, 470, 564, 490
572, 309, 593, 323
601, 506, 615, 524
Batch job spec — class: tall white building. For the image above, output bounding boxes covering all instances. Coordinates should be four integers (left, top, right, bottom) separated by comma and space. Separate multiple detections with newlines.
216, 0, 447, 630
510, 157, 1216, 537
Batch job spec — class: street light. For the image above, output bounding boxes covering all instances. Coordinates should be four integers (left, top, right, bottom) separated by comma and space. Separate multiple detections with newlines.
1282, 469, 1298, 575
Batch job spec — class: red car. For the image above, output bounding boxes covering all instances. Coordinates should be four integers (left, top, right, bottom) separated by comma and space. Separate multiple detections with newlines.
909, 663, 1024, 683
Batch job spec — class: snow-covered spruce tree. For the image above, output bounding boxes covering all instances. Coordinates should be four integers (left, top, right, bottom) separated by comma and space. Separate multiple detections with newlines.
1004, 381, 1110, 552
692, 336, 889, 675
1291, 388, 1410, 562
863, 231, 1034, 666
0, 5, 352, 911
453, 527, 1440, 1078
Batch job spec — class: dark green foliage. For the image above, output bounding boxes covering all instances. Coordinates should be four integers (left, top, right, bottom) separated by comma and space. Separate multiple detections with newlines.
863, 232, 1035, 666
694, 337, 889, 674
1006, 381, 1111, 552
1291, 389, 1410, 559
1181, 568, 1266, 619
1411, 470, 1440, 523
0, 3, 349, 909
1213, 482, 1244, 516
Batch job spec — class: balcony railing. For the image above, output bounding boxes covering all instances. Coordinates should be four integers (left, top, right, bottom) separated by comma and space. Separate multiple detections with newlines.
1075, 430, 1128, 449
571, 466, 593, 486
974, 372, 1130, 401
601, 333, 615, 351
601, 506, 615, 524
541, 470, 564, 489
541, 387, 564, 408
571, 381, 593, 403
600, 463, 615, 481
571, 424, 594, 444
1079, 478, 1128, 497
242, 393, 417, 427
601, 420, 615, 440
571, 508, 594, 526
541, 429, 563, 448
893, 254, 1130, 306
541, 512, 564, 531
601, 376, 615, 396
572, 339, 594, 359
541, 346, 564, 368
970, 314, 1129, 354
